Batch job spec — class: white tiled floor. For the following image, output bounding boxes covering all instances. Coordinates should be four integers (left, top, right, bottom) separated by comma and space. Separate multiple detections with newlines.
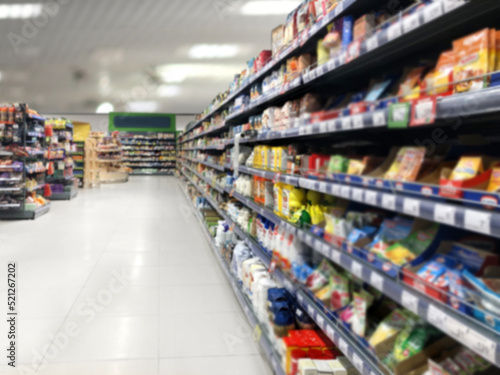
0, 177, 273, 375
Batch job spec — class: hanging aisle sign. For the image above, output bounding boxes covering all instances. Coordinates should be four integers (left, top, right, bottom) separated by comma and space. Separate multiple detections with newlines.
109, 113, 176, 133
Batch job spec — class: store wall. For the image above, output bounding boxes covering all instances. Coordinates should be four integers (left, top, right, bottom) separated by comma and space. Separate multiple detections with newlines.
43, 114, 194, 132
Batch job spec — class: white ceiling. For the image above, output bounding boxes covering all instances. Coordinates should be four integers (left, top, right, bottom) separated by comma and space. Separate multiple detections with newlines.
0, 0, 296, 115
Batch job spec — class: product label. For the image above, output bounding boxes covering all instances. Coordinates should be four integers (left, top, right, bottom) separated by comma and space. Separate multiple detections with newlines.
388, 102, 411, 128
423, 1, 443, 23
410, 96, 437, 126
366, 35, 379, 52
365, 190, 378, 206
352, 114, 364, 129
341, 117, 352, 130
372, 110, 386, 126
403, 12, 420, 33
464, 210, 491, 235
387, 22, 402, 41
402, 290, 420, 315
351, 261, 363, 278
434, 204, 456, 226
370, 271, 385, 291
403, 198, 420, 217
382, 194, 396, 211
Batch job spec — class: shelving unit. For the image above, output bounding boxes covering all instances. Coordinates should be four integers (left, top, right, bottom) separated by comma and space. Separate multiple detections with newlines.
91, 132, 128, 184
71, 141, 85, 187
45, 117, 78, 200
121, 132, 176, 176
178, 0, 500, 373
0, 104, 51, 220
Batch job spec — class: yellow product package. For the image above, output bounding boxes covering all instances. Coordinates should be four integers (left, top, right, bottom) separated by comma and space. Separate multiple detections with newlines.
253, 146, 261, 169
347, 159, 366, 175
432, 50, 455, 95
450, 157, 483, 181
289, 187, 306, 215
310, 204, 326, 226
317, 38, 330, 66
274, 147, 289, 173
260, 146, 271, 170
487, 166, 500, 192
453, 29, 490, 93
496, 30, 500, 71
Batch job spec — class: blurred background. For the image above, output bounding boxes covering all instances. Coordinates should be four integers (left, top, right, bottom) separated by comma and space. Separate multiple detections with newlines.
0, 0, 300, 117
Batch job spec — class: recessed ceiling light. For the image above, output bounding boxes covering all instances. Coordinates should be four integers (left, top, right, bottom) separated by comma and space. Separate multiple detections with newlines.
127, 101, 159, 112
96, 102, 114, 114
0, 4, 43, 19
188, 44, 239, 59
240, 1, 300, 16
158, 85, 181, 98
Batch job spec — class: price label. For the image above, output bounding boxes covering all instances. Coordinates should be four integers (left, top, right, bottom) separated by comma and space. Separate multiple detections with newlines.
326, 325, 335, 340
382, 194, 396, 211
352, 353, 364, 372
319, 121, 328, 133
412, 97, 437, 126
365, 190, 377, 206
387, 23, 402, 41
466, 329, 497, 364
320, 242, 330, 256
301, 178, 316, 191
434, 204, 456, 226
341, 117, 352, 130
443, 0, 465, 13
339, 338, 348, 354
372, 110, 386, 126
427, 304, 448, 327
305, 126, 314, 135
340, 186, 350, 199
370, 271, 385, 291
307, 305, 315, 317
338, 52, 346, 66
444, 314, 469, 342
327, 119, 337, 132
464, 210, 491, 235
403, 198, 420, 217
352, 188, 364, 202
423, 1, 443, 23
316, 315, 325, 329
332, 250, 341, 264
335, 1, 343, 15
310, 68, 317, 80
351, 261, 363, 278
393, 104, 409, 123
318, 181, 328, 194
297, 293, 303, 303
401, 290, 419, 315
352, 114, 364, 129
332, 184, 341, 196
366, 35, 379, 51
403, 12, 420, 33
299, 126, 307, 136
327, 58, 336, 71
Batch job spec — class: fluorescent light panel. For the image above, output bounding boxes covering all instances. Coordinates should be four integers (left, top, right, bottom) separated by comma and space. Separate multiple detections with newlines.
188, 44, 239, 59
240, 1, 301, 15
0, 4, 43, 19
158, 85, 181, 97
127, 101, 159, 112
156, 64, 243, 83
96, 102, 114, 114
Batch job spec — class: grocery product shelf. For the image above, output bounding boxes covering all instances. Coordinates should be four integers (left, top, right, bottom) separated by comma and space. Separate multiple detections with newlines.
225, 188, 500, 367
180, 123, 228, 144
224, 0, 500, 125
183, 0, 365, 136
0, 202, 51, 220
179, 174, 386, 374
181, 162, 225, 194
182, 157, 225, 172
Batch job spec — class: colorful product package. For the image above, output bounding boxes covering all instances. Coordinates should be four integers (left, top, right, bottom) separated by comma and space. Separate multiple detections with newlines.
328, 155, 349, 174
330, 270, 351, 310
307, 259, 336, 292
417, 254, 458, 283
384, 147, 426, 182
449, 156, 483, 181
368, 217, 414, 257
431, 50, 455, 95
384, 224, 439, 266
352, 290, 374, 337
368, 309, 409, 348
398, 67, 425, 100
273, 182, 283, 217
453, 29, 491, 93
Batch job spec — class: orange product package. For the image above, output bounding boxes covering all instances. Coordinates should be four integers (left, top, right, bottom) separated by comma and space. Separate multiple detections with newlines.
432, 50, 455, 95
453, 29, 490, 93
496, 30, 500, 70
385, 147, 426, 182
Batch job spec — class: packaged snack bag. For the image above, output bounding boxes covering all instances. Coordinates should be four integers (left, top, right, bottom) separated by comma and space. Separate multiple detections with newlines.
496, 30, 500, 71
453, 29, 490, 93
317, 38, 330, 65
449, 156, 483, 181
398, 67, 425, 100
274, 182, 283, 217
368, 217, 414, 257
328, 155, 349, 174
369, 309, 408, 347
330, 271, 351, 310
281, 184, 294, 218
352, 290, 374, 337
307, 259, 336, 292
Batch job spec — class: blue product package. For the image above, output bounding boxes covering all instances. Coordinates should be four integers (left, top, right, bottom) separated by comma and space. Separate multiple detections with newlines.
365, 80, 393, 102
416, 254, 457, 283
334, 16, 353, 52
448, 244, 488, 274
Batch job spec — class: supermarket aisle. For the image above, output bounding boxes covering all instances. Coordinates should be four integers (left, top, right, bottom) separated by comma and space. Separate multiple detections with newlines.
0, 177, 273, 375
